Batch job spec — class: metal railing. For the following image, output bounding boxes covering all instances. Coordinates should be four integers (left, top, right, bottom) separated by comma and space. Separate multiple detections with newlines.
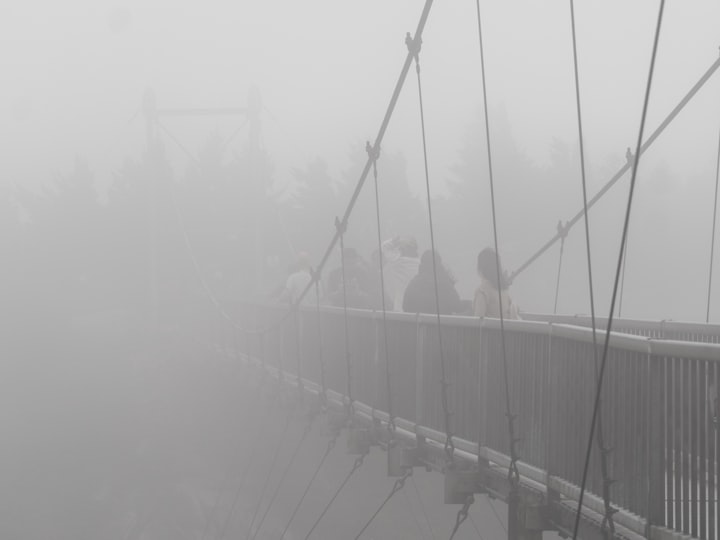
522, 312, 720, 344
239, 303, 720, 539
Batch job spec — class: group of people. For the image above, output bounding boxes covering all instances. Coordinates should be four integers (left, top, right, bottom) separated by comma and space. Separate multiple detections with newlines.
278, 236, 519, 319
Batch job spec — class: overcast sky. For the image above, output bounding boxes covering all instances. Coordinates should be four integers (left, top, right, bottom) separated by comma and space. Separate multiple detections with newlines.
3, 0, 720, 319
3, 1, 719, 188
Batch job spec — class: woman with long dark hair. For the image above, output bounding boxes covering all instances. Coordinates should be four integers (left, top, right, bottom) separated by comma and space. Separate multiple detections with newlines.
474, 248, 519, 319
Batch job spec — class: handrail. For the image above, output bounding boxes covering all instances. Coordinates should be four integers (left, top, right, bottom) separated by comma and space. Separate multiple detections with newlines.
251, 301, 720, 361
521, 311, 720, 337
237, 300, 717, 538
238, 320, 654, 539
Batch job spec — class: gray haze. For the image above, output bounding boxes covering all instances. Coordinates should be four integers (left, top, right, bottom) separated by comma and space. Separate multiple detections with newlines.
4, 0, 720, 319
2, 2, 720, 538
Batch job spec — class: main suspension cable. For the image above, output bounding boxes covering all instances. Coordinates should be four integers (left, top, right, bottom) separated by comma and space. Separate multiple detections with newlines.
367, 141, 395, 435
567, 0, 616, 536
707, 112, 720, 322
571, 2, 666, 539
406, 30, 455, 466
301, 453, 367, 540
152, 0, 439, 341
511, 53, 720, 283
474, 0, 520, 490
245, 0, 437, 336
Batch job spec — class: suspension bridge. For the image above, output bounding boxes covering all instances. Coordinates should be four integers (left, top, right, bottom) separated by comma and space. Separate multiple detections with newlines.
132, 0, 720, 539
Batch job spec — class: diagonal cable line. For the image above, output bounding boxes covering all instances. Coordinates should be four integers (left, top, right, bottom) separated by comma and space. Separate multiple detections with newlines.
487, 496, 507, 533
152, 0, 439, 341
367, 142, 395, 436
401, 486, 430, 540
410, 475, 438, 540
249, 418, 314, 540
448, 495, 474, 540
567, 0, 616, 536
215, 414, 270, 540
474, 0, 520, 490
407, 30, 455, 465
510, 54, 720, 283
245, 414, 292, 540
571, 2, 666, 539
279, 433, 338, 540
301, 453, 366, 540
468, 513, 486, 540
353, 470, 412, 540
199, 388, 262, 540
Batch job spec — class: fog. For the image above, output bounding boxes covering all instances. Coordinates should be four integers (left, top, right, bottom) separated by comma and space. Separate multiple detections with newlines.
4, 0, 720, 319
2, 1, 720, 538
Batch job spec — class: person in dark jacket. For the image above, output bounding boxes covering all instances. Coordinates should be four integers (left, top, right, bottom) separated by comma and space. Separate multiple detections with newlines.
403, 250, 461, 315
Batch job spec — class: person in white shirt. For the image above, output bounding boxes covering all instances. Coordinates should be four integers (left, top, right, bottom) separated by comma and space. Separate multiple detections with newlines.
281, 252, 313, 305
473, 247, 519, 319
382, 237, 420, 312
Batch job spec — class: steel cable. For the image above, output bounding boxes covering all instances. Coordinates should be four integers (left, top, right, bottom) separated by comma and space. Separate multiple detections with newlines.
352, 469, 412, 540
215, 410, 272, 540
199, 386, 262, 540
249, 417, 314, 540
567, 0, 616, 536
245, 414, 292, 540
447, 495, 474, 540
301, 453, 367, 540
406, 31, 455, 465
336, 218, 355, 421
410, 476, 438, 540
474, 0, 520, 489
571, 2, 666, 539
279, 432, 339, 540
510, 54, 720, 283
367, 142, 395, 435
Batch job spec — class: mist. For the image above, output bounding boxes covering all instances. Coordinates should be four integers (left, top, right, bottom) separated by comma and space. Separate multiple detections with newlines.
2, 1, 720, 538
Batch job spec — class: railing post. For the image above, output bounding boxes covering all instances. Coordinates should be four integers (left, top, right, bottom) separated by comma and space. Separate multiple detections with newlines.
545, 326, 560, 500
647, 350, 666, 532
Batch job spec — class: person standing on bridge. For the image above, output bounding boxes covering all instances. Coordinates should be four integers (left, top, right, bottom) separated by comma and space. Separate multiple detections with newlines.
280, 252, 313, 305
382, 236, 420, 312
474, 247, 519, 319
403, 250, 461, 315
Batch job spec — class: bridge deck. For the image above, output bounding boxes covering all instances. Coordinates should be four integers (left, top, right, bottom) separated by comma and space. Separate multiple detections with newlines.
222, 304, 720, 540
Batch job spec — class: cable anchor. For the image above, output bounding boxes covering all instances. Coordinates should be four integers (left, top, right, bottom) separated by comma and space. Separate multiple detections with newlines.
448, 494, 474, 540
557, 219, 569, 240
405, 32, 422, 62
334, 216, 347, 236
365, 140, 380, 162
